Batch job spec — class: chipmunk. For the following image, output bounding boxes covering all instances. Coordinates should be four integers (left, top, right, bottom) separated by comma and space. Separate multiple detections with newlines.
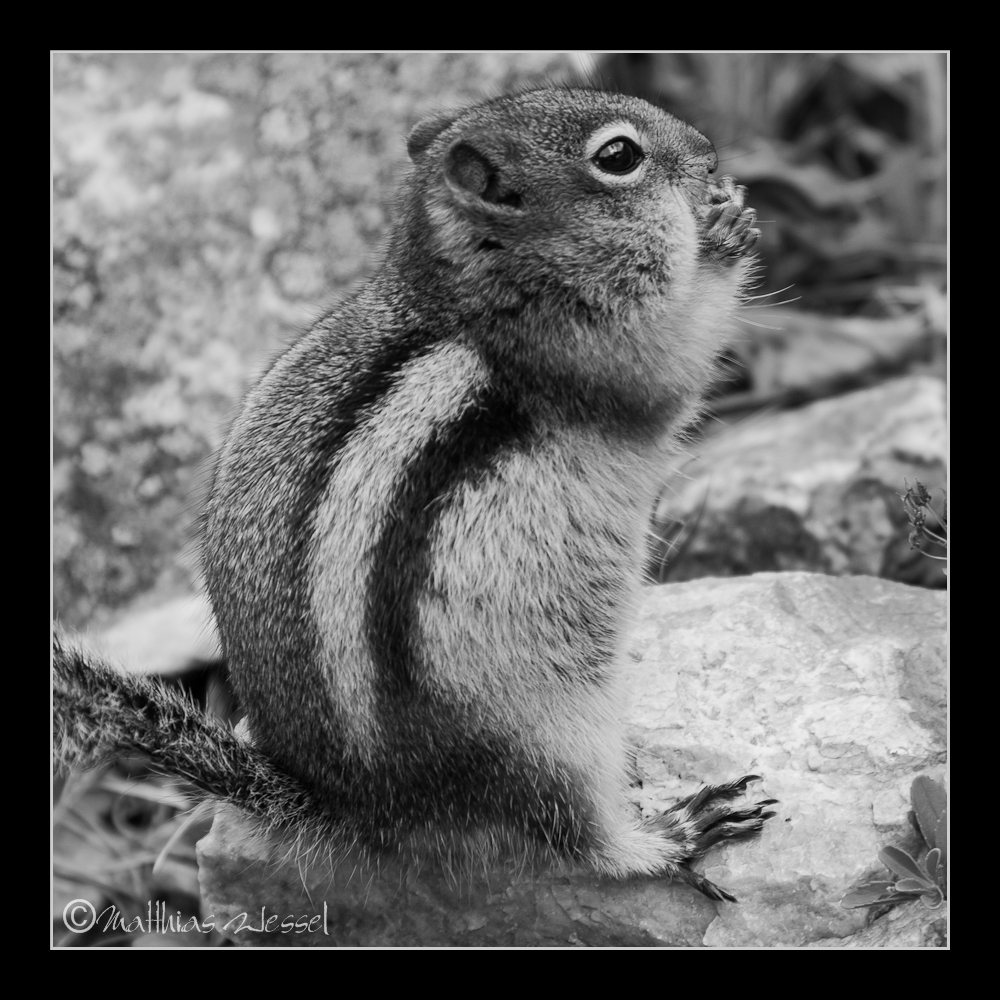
55, 86, 771, 902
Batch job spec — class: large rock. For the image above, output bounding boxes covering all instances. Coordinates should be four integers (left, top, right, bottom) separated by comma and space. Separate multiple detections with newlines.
198, 572, 946, 947
654, 377, 946, 588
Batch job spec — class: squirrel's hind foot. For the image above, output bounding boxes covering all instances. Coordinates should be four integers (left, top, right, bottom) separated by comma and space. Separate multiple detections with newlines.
647, 774, 778, 902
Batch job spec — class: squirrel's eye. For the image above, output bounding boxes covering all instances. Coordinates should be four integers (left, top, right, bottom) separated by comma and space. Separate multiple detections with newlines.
593, 137, 643, 175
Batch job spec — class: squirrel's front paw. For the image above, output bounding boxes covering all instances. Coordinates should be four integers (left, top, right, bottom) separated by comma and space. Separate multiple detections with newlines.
700, 176, 760, 265
647, 774, 777, 901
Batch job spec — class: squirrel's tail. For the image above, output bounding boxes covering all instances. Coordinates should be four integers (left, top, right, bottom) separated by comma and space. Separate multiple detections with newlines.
53, 636, 326, 840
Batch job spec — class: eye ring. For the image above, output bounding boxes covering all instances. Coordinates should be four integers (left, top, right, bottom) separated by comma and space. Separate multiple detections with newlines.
593, 136, 644, 175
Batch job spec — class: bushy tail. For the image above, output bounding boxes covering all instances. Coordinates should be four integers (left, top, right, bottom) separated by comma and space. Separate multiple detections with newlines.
53, 636, 326, 840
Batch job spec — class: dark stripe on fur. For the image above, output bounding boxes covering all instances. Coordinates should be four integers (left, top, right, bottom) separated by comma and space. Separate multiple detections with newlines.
365, 379, 532, 693
357, 381, 597, 853
204, 325, 443, 803
279, 325, 445, 677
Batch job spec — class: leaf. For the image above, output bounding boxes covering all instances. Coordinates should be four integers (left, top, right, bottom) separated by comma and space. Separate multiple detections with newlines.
923, 847, 941, 883
910, 775, 946, 849
880, 845, 924, 881
919, 886, 944, 910
934, 809, 948, 870
894, 877, 930, 893
842, 882, 896, 909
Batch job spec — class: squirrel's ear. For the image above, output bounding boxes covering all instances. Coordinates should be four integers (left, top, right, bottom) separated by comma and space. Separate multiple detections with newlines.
407, 109, 459, 161
445, 141, 495, 200
443, 135, 524, 211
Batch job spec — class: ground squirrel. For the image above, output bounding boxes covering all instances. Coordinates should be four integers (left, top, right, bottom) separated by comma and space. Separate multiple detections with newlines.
55, 86, 771, 901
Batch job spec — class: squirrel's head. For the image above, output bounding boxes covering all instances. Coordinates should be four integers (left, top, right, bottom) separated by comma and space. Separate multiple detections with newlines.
398, 88, 720, 316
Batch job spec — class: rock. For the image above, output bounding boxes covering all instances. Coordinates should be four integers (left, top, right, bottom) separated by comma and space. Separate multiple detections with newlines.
79, 594, 220, 676
198, 572, 946, 947
653, 376, 946, 588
